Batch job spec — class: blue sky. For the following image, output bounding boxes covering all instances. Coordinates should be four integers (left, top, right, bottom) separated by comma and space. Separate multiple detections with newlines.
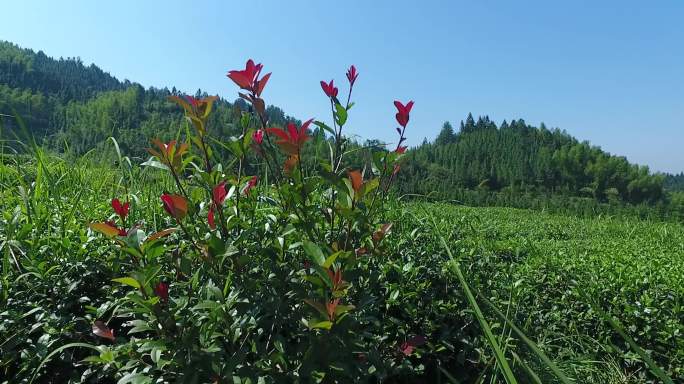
2, 0, 683, 172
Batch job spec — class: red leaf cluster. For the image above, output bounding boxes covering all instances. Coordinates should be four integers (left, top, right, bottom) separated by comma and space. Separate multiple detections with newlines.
394, 100, 414, 128
227, 59, 271, 97
111, 198, 130, 220
346, 65, 358, 87
267, 119, 313, 156
320, 79, 338, 98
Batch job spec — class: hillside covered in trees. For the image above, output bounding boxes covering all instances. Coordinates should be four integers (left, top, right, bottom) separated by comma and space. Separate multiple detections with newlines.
1, 40, 679, 215
0, 40, 295, 157
396, 116, 666, 204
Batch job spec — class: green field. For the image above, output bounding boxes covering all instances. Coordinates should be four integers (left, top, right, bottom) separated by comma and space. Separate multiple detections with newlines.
393, 203, 684, 382
1, 152, 681, 383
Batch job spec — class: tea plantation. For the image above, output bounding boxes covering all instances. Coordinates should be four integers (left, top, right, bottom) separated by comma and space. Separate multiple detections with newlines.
1, 156, 682, 383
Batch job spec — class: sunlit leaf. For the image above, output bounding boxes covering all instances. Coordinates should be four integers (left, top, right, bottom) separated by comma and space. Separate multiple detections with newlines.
112, 277, 141, 289
89, 222, 121, 238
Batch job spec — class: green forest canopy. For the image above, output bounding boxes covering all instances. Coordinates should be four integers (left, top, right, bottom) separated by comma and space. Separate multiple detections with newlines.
396, 117, 665, 204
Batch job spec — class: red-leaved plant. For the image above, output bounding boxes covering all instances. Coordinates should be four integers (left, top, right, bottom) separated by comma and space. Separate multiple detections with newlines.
87, 60, 414, 382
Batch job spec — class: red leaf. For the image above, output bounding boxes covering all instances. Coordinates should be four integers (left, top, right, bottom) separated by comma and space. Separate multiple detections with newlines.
396, 113, 409, 128
346, 65, 358, 86
243, 176, 258, 195
154, 282, 169, 303
408, 335, 426, 346
212, 182, 227, 205
405, 101, 414, 114
256, 72, 271, 96
348, 170, 363, 194
161, 194, 188, 220
111, 198, 130, 220
326, 298, 341, 321
252, 129, 264, 145
287, 122, 298, 142
284, 155, 299, 175
399, 335, 426, 356
266, 127, 290, 142
92, 320, 115, 341
373, 223, 393, 243
320, 79, 338, 98
208, 206, 215, 230
227, 71, 251, 89
394, 100, 414, 128
89, 222, 123, 238
399, 342, 414, 356
146, 228, 177, 242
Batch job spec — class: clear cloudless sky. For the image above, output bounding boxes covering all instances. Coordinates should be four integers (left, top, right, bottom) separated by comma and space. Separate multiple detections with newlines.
1, 0, 683, 172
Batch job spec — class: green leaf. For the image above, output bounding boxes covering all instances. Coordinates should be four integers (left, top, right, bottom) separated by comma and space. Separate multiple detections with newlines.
243, 128, 255, 148
322, 251, 342, 268
141, 157, 170, 171
303, 240, 326, 266
361, 178, 380, 198
117, 372, 152, 384
304, 299, 328, 318
314, 120, 336, 136
309, 321, 333, 330
334, 103, 348, 126
240, 112, 250, 129
334, 304, 354, 316
127, 319, 154, 334
226, 138, 244, 157
112, 277, 141, 289
151, 347, 163, 364
589, 297, 675, 384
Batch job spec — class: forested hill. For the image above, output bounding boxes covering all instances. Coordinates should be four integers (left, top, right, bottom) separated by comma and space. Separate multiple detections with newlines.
396, 115, 666, 204
0, 40, 675, 209
0, 40, 294, 156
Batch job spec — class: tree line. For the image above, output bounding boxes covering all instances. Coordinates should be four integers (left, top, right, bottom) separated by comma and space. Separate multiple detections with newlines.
396, 116, 665, 204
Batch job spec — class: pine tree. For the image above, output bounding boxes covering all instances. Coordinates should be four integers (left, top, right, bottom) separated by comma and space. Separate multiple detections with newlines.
435, 121, 456, 145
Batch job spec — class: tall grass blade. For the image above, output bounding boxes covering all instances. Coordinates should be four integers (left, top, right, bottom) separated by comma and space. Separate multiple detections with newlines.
478, 293, 574, 384
511, 351, 543, 384
427, 214, 518, 384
